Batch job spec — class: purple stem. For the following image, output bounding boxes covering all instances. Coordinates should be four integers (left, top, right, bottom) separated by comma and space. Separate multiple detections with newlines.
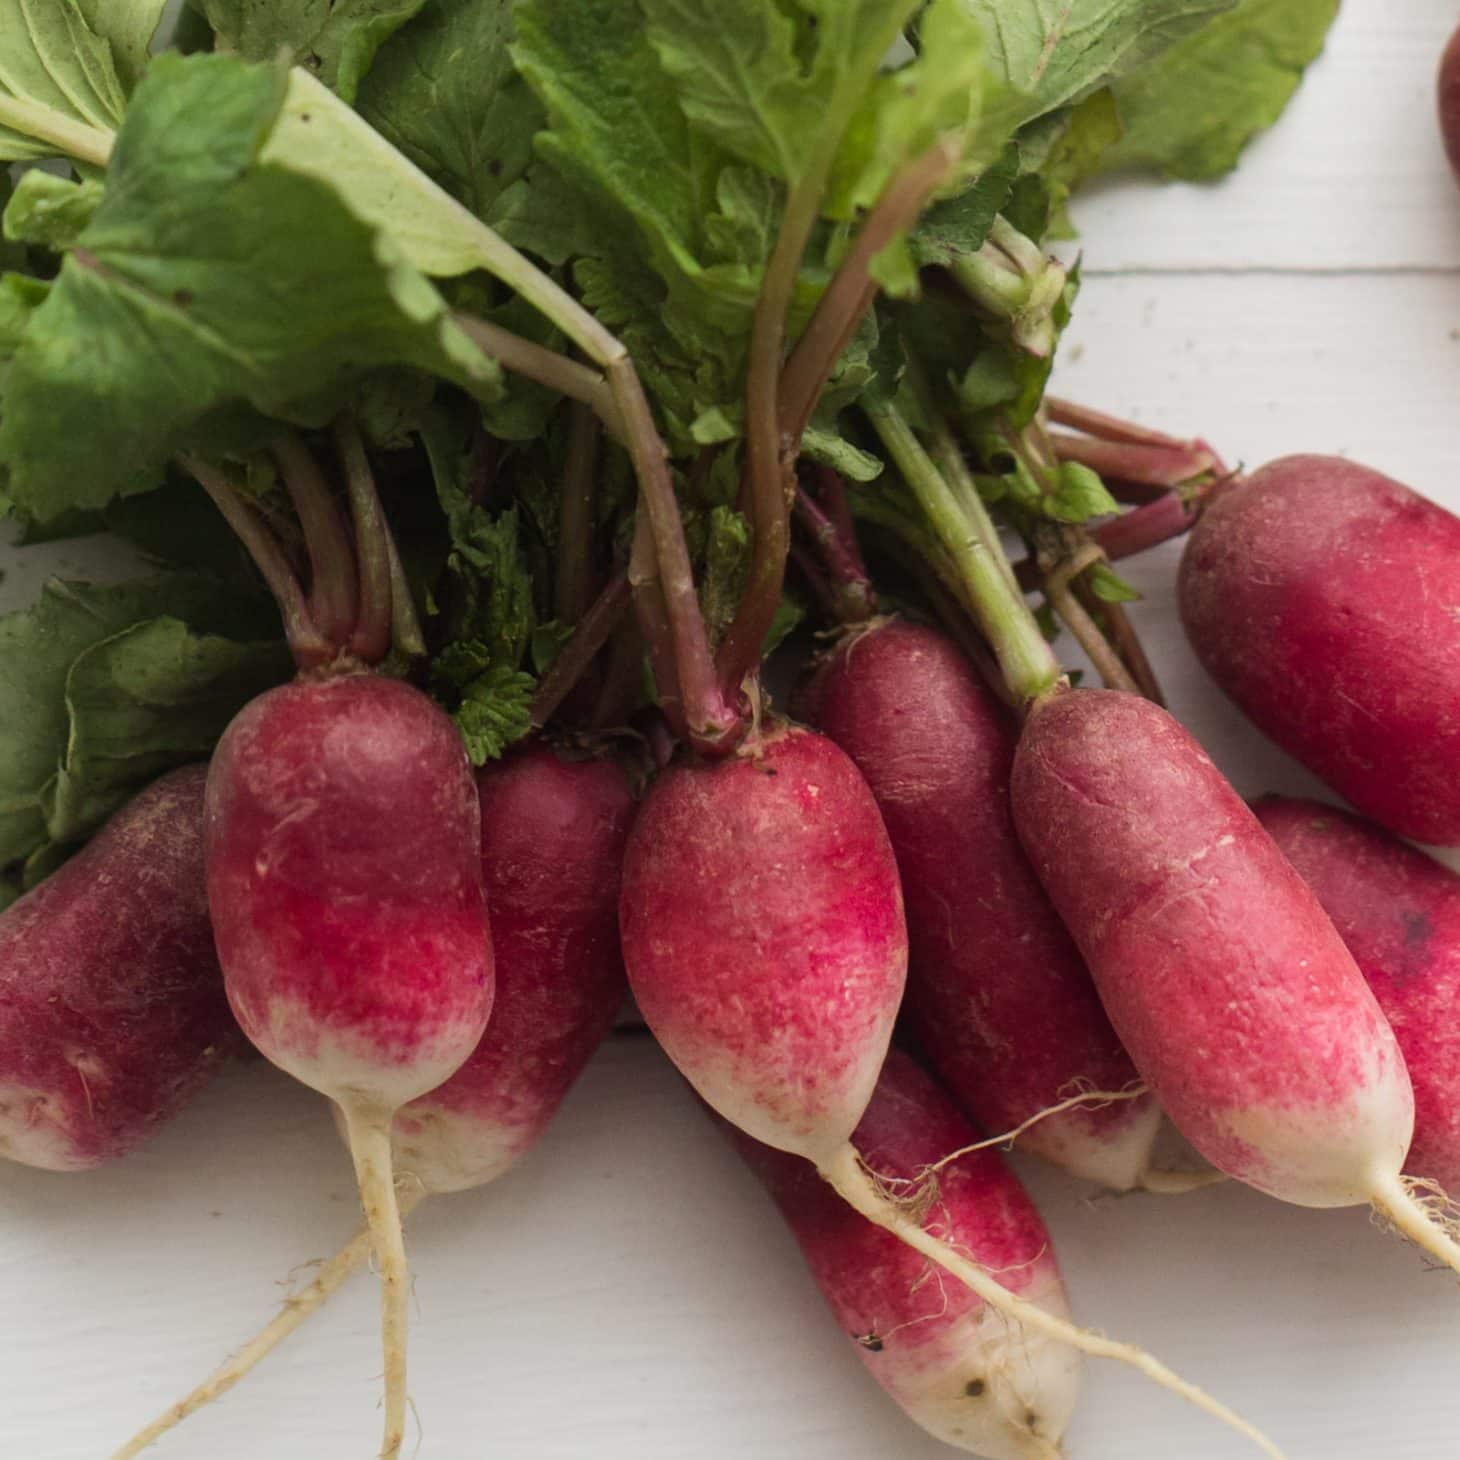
181, 453, 333, 671
530, 569, 631, 729
271, 433, 359, 649
333, 416, 393, 666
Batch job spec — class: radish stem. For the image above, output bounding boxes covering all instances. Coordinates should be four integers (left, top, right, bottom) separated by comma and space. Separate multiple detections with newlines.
334, 417, 394, 665
864, 398, 1062, 708
793, 487, 875, 623
0, 95, 114, 167
1090, 491, 1200, 560
531, 569, 631, 728
556, 404, 602, 626
1036, 530, 1142, 696
453, 315, 623, 440
777, 139, 962, 449
384, 528, 427, 659
272, 434, 359, 650
628, 510, 685, 736
340, 1101, 411, 1460
1048, 432, 1218, 493
818, 1144, 1286, 1459
718, 10, 917, 700
180, 454, 333, 669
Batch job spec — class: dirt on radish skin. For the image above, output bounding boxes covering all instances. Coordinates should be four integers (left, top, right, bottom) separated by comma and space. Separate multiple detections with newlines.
801, 619, 1160, 1190
0, 765, 234, 1171
733, 1051, 1080, 1460
1179, 455, 1460, 845
1010, 689, 1422, 1215
619, 722, 907, 1164
206, 671, 493, 1459
1256, 797, 1460, 1195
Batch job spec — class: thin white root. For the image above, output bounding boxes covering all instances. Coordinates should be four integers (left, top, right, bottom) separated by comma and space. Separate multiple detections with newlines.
918, 1084, 1150, 1178
818, 1143, 1285, 1460
109, 1185, 428, 1459
1138, 1168, 1228, 1197
1369, 1170, 1460, 1278
343, 1100, 412, 1460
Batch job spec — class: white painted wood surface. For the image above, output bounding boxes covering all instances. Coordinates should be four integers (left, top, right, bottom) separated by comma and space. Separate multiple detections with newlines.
5, 2, 1460, 1457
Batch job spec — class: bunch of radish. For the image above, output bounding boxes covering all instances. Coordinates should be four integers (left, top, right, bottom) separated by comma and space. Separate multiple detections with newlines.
7, 23, 1460, 1460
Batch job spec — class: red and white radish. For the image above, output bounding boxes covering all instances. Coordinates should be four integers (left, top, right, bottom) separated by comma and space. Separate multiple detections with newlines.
733, 1050, 1080, 1460
0, 766, 233, 1171
1256, 796, 1460, 1195
207, 672, 493, 1457
1011, 687, 1460, 1272
1179, 456, 1460, 845
801, 618, 1160, 1189
620, 721, 1282, 1455
116, 743, 632, 1458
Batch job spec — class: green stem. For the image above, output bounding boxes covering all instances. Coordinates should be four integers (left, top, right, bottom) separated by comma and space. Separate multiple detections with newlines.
902, 360, 1021, 599
333, 416, 393, 665
865, 399, 1061, 709
0, 95, 113, 168
271, 433, 359, 651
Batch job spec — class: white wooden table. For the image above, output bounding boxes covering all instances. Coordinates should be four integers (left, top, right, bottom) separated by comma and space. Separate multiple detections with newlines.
5, 3, 1460, 1456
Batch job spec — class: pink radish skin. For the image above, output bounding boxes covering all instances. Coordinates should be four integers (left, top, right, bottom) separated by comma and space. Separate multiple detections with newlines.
392, 744, 633, 1193
114, 743, 633, 1460
1440, 23, 1460, 184
1179, 456, 1460, 845
0, 766, 234, 1171
801, 620, 1159, 1189
620, 723, 907, 1164
206, 672, 493, 1460
207, 675, 492, 1106
733, 1051, 1079, 1460
1256, 796, 1460, 1194
620, 721, 1281, 1456
1011, 690, 1440, 1233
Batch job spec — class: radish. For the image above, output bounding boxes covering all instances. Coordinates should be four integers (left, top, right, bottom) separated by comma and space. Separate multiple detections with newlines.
207, 671, 492, 1459
732, 1050, 1080, 1459
1011, 687, 1460, 1272
1179, 455, 1460, 845
1440, 22, 1460, 184
178, 431, 495, 1460
801, 618, 1161, 1190
1256, 796, 1460, 1195
115, 742, 632, 1458
620, 723, 1280, 1453
0, 765, 234, 1171
598, 109, 1281, 1450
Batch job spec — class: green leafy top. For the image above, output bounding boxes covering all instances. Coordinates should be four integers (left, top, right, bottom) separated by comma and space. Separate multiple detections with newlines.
197, 0, 426, 101
0, 51, 500, 521
1100, 0, 1340, 181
